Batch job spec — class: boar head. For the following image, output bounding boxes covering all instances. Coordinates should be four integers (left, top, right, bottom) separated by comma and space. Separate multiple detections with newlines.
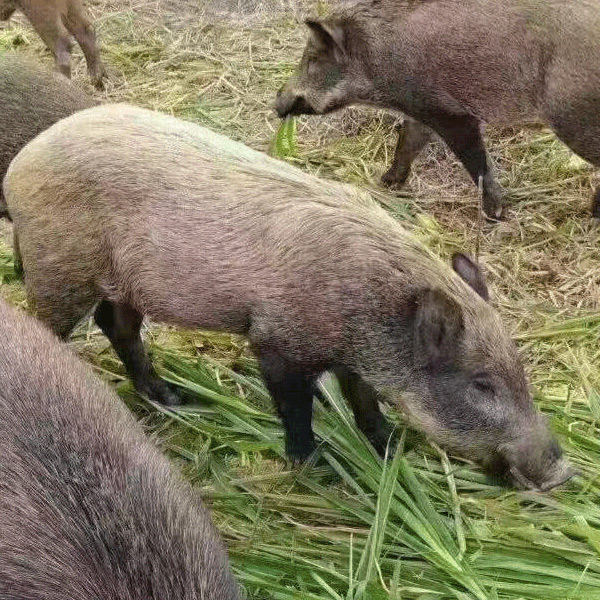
370, 253, 574, 491
276, 18, 370, 118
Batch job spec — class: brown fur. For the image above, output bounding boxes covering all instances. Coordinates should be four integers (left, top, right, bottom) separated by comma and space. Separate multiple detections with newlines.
0, 51, 94, 221
0, 0, 106, 87
0, 298, 242, 599
5, 104, 572, 489
277, 0, 600, 219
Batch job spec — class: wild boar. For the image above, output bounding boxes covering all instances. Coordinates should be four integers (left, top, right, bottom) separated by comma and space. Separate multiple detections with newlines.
0, 297, 242, 599
0, 51, 95, 219
276, 0, 600, 219
0, 301, 241, 600
5, 103, 573, 490
0, 51, 94, 273
0, 0, 106, 87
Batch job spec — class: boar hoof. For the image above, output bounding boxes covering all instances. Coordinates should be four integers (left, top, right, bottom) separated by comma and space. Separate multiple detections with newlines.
286, 438, 316, 465
13, 257, 23, 279
366, 420, 397, 458
481, 185, 505, 222
92, 66, 108, 90
381, 168, 408, 190
142, 380, 181, 407
483, 208, 505, 224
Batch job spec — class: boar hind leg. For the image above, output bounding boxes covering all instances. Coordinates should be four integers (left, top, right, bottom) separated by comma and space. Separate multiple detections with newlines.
381, 118, 433, 189
593, 188, 600, 219
334, 367, 395, 457
12, 231, 23, 278
257, 351, 317, 462
63, 0, 106, 89
429, 114, 503, 219
546, 108, 600, 218
37, 21, 73, 78
32, 291, 95, 340
19, 2, 73, 78
0, 194, 10, 220
94, 300, 180, 406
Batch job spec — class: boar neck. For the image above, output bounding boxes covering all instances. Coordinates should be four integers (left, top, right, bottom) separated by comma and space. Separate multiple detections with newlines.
354, 19, 444, 116
338, 280, 426, 394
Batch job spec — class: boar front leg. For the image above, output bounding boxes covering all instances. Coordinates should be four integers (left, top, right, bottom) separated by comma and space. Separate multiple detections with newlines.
427, 113, 504, 219
94, 300, 180, 406
63, 0, 106, 89
257, 350, 317, 462
333, 367, 395, 457
381, 118, 433, 189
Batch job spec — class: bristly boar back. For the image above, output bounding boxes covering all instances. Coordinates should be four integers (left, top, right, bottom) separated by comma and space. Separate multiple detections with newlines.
0, 298, 242, 600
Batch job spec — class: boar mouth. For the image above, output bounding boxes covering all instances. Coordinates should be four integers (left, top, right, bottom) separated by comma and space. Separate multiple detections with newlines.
275, 94, 316, 118
488, 445, 576, 492
509, 458, 576, 492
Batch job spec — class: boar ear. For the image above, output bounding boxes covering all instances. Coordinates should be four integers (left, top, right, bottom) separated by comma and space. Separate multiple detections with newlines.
305, 19, 347, 57
414, 288, 464, 366
452, 253, 490, 301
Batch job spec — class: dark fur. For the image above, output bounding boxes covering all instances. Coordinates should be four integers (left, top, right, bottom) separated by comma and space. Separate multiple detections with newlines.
0, 298, 242, 600
277, 0, 600, 219
0, 0, 106, 87
592, 187, 600, 218
5, 104, 572, 490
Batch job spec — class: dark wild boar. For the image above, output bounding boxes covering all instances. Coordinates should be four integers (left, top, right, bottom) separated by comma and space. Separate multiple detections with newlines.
5, 103, 573, 491
0, 298, 242, 600
276, 0, 600, 219
0, 0, 106, 87
0, 51, 94, 273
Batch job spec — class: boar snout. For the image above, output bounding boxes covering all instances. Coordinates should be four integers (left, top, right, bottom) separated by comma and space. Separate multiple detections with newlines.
509, 455, 575, 492
275, 88, 315, 118
535, 457, 576, 492
499, 428, 575, 492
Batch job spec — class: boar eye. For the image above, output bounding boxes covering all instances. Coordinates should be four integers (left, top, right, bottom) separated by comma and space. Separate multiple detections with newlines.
307, 56, 323, 76
472, 378, 495, 395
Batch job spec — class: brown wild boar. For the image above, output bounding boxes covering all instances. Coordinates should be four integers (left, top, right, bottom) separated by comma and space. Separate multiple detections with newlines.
0, 0, 106, 87
0, 52, 95, 211
0, 298, 242, 600
0, 51, 94, 273
276, 0, 600, 219
5, 103, 573, 490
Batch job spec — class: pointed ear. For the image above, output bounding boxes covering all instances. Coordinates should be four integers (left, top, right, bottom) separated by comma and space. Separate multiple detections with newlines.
305, 18, 347, 57
414, 288, 464, 367
452, 253, 489, 301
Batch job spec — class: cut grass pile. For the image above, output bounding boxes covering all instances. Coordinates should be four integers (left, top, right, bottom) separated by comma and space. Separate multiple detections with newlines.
1, 1, 600, 598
